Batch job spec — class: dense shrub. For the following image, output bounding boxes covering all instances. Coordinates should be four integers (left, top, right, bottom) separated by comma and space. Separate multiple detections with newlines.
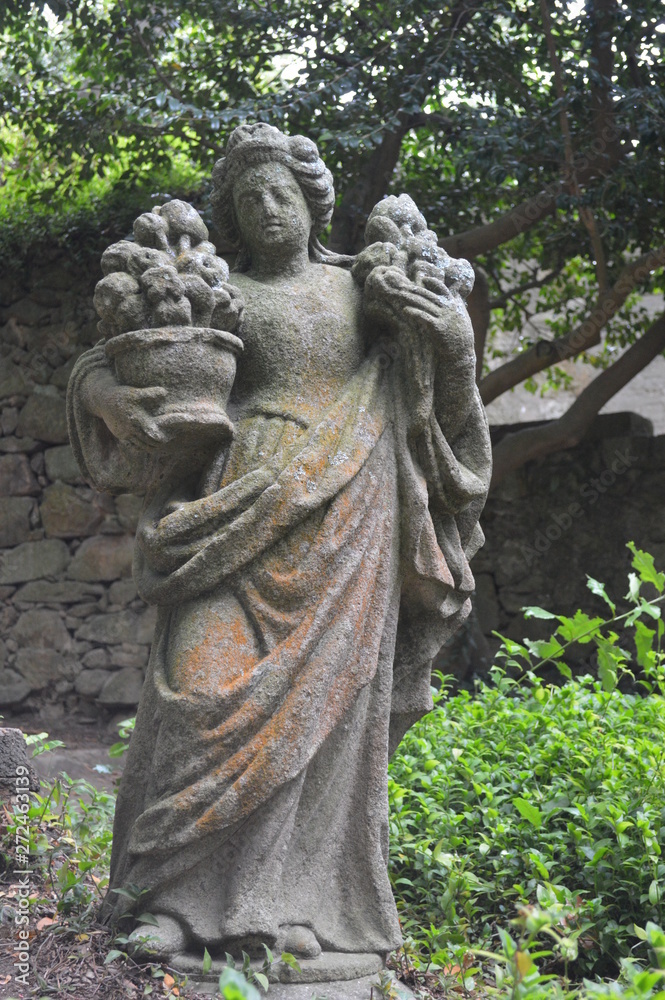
389, 544, 665, 989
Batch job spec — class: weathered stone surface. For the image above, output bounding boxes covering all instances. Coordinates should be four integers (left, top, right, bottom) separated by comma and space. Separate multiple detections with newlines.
44, 444, 83, 484
17, 386, 68, 443
0, 453, 39, 495
67, 124, 492, 975
68, 534, 134, 581
4, 297, 52, 327
0, 497, 34, 546
40, 482, 104, 538
76, 608, 157, 646
0, 728, 39, 791
98, 667, 144, 705
0, 539, 70, 584
0, 670, 31, 706
0, 435, 37, 454
0, 361, 28, 399
14, 649, 74, 690
82, 647, 111, 669
12, 579, 102, 603
109, 578, 138, 605
11, 609, 71, 651
116, 494, 143, 533
75, 669, 112, 697
110, 645, 150, 669
473, 573, 500, 634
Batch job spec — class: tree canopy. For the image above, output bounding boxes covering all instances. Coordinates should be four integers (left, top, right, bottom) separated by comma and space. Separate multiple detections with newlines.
1, 0, 663, 483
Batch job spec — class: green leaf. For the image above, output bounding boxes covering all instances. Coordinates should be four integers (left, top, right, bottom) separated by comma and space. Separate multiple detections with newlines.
105, 949, 124, 964
280, 952, 302, 972
253, 971, 269, 992
634, 620, 656, 669
135, 912, 160, 926
218, 968, 260, 1000
628, 542, 665, 594
202, 947, 212, 973
586, 576, 616, 613
556, 610, 605, 644
522, 606, 557, 620
512, 798, 542, 828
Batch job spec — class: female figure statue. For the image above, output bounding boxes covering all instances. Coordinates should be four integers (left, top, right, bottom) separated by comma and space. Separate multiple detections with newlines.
67, 124, 491, 986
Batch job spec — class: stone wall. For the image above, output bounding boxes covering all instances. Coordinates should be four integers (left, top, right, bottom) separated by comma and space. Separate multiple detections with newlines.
1, 250, 663, 724
441, 411, 664, 680
0, 250, 155, 727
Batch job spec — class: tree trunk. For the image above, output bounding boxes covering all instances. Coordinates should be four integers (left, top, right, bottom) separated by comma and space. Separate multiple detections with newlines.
328, 127, 406, 254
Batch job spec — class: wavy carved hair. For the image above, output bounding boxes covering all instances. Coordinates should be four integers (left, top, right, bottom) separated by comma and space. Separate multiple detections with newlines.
211, 123, 352, 270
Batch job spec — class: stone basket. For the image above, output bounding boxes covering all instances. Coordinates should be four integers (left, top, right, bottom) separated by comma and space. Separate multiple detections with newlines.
105, 326, 243, 448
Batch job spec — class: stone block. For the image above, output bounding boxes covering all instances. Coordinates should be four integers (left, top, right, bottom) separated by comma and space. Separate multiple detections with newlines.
110, 645, 150, 669
0, 436, 37, 454
40, 482, 104, 538
44, 445, 83, 484
82, 648, 110, 669
0, 728, 38, 791
14, 649, 72, 690
473, 573, 500, 634
16, 387, 68, 443
98, 667, 144, 705
116, 494, 143, 533
12, 580, 102, 603
109, 579, 138, 605
0, 362, 28, 399
75, 669, 112, 697
0, 454, 39, 495
76, 608, 157, 646
0, 497, 33, 546
0, 670, 30, 706
4, 297, 52, 326
68, 534, 134, 581
11, 609, 71, 651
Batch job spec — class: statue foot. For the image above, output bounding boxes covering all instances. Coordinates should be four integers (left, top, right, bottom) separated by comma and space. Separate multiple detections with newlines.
278, 924, 322, 959
129, 914, 187, 959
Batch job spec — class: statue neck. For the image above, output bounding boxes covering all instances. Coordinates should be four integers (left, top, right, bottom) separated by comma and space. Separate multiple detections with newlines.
246, 243, 311, 280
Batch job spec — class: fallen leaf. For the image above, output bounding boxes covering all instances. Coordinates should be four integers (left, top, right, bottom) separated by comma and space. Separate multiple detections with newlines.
0, 975, 10, 985
36, 916, 55, 931
76, 933, 90, 942
163, 974, 175, 988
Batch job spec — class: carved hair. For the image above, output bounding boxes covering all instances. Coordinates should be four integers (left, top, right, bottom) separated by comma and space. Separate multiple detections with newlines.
211, 124, 338, 264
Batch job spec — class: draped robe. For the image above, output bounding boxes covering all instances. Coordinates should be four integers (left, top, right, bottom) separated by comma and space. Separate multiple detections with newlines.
67, 311, 491, 957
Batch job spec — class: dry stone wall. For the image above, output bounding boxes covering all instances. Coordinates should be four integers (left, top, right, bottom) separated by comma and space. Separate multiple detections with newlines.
0, 249, 154, 726
1, 249, 663, 722
441, 411, 665, 681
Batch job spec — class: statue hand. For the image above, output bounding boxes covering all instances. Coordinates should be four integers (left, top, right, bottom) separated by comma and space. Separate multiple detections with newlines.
365, 265, 474, 359
87, 368, 169, 450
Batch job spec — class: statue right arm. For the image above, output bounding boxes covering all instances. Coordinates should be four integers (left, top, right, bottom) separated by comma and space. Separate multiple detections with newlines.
66, 346, 166, 495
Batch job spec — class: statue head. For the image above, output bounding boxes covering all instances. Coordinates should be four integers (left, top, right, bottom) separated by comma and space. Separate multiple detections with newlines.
211, 124, 335, 267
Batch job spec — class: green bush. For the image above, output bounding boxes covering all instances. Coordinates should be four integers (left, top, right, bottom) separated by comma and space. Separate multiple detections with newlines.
388, 543, 665, 987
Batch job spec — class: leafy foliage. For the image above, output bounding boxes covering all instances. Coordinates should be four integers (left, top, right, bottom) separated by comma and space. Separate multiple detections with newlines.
388, 544, 665, 990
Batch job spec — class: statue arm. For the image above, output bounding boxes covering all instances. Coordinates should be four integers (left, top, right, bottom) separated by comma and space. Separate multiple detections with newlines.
66, 345, 165, 495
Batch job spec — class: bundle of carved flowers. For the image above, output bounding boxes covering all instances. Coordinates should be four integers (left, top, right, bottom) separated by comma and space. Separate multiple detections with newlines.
92, 199, 243, 339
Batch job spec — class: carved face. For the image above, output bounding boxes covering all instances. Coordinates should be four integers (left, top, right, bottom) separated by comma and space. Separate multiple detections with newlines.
232, 162, 312, 259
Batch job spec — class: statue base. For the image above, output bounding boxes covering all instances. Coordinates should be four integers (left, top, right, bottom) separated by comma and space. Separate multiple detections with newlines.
171, 949, 414, 997
184, 971, 415, 999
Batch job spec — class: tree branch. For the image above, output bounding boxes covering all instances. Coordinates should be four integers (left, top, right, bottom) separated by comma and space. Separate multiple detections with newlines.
490, 310, 665, 487
479, 246, 665, 404
489, 265, 563, 309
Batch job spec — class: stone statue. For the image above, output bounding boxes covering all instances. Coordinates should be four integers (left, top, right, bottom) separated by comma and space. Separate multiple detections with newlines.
67, 123, 491, 995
